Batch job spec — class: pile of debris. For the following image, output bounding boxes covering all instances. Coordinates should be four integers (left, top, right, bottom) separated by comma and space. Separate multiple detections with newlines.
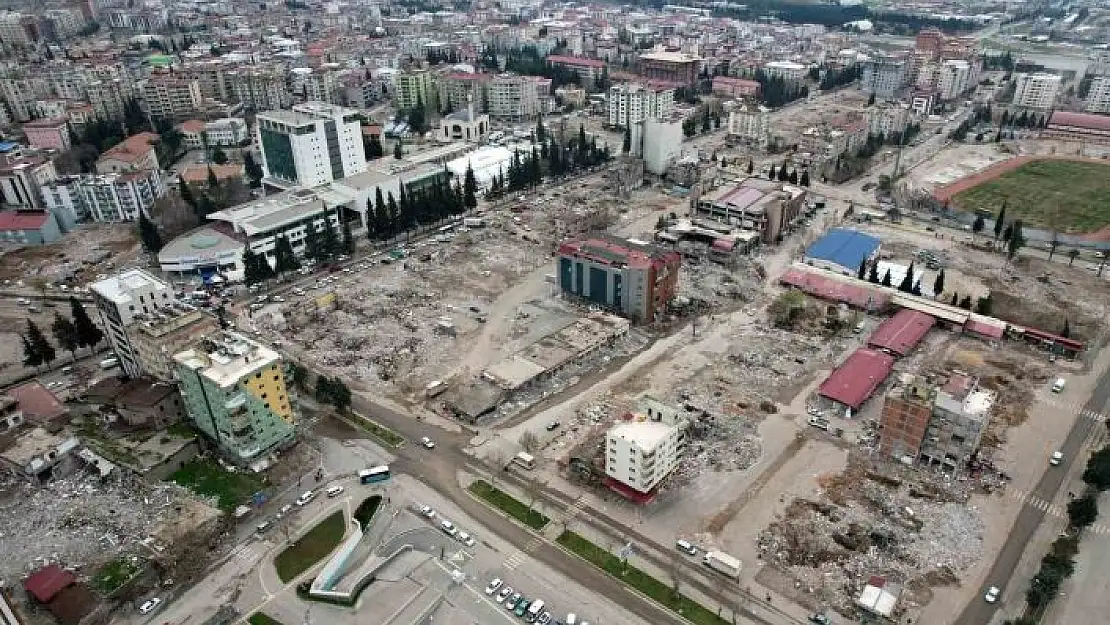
757, 460, 984, 614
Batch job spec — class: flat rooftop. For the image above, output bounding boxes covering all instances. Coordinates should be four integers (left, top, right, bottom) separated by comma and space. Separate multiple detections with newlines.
173, 331, 281, 388
90, 268, 170, 304
609, 419, 677, 453
209, 188, 328, 237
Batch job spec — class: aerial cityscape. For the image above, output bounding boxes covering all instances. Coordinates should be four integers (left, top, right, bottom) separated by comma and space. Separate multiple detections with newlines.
0, 1, 1109, 625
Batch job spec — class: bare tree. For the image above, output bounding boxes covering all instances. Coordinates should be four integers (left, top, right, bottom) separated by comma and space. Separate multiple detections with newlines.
524, 477, 541, 512
519, 430, 540, 453
669, 550, 683, 599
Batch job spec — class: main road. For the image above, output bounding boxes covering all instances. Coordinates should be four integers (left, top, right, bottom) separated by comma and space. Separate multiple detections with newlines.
954, 362, 1110, 625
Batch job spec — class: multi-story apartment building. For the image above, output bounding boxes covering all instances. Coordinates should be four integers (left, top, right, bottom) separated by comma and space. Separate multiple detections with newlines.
140, 73, 203, 121
935, 59, 972, 101
1013, 72, 1062, 109
638, 50, 700, 86
173, 331, 296, 466
91, 269, 176, 378
879, 373, 994, 473
86, 77, 136, 120
395, 69, 438, 111
762, 60, 807, 82
711, 76, 761, 99
204, 117, 250, 146
546, 55, 607, 86
0, 155, 57, 211
226, 68, 292, 112
695, 177, 807, 244
557, 235, 681, 324
607, 83, 674, 129
605, 396, 687, 498
0, 75, 52, 122
96, 132, 161, 174
256, 102, 367, 188
867, 102, 911, 138
1085, 75, 1110, 114
726, 105, 769, 145
860, 56, 906, 99
42, 170, 166, 224
486, 74, 540, 121
439, 73, 488, 114
127, 302, 221, 382
0, 11, 39, 47
23, 117, 72, 151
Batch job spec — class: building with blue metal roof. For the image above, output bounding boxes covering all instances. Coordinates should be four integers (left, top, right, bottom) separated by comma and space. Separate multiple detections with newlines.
803, 228, 882, 275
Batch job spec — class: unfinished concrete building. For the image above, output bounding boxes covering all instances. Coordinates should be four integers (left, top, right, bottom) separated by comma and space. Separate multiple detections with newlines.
878, 372, 994, 473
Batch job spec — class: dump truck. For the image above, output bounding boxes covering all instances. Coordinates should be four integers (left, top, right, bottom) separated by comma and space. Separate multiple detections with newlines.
702, 550, 742, 579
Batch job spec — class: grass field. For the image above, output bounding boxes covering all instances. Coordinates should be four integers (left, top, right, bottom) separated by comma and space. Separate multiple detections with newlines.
247, 614, 284, 625
169, 458, 264, 512
556, 531, 729, 625
468, 479, 549, 530
953, 160, 1110, 233
273, 511, 346, 582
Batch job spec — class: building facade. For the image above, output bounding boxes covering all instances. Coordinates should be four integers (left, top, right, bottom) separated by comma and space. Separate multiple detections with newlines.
42, 170, 166, 224
605, 396, 687, 496
204, 117, 250, 146
641, 118, 683, 176
1086, 75, 1110, 114
140, 73, 203, 121
727, 105, 769, 145
91, 269, 176, 378
695, 177, 807, 244
395, 69, 438, 112
0, 155, 57, 211
486, 74, 540, 121
1013, 72, 1062, 110
860, 57, 906, 99
607, 83, 674, 129
22, 117, 71, 151
638, 50, 700, 85
173, 331, 296, 466
256, 102, 367, 188
557, 236, 681, 323
128, 304, 222, 382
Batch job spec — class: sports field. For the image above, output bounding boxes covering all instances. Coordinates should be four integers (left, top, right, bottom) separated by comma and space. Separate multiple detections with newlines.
952, 159, 1110, 233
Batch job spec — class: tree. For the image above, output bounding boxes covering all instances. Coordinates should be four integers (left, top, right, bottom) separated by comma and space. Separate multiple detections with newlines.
321, 213, 340, 259
911, 280, 922, 296
243, 152, 264, 187
950, 292, 959, 306
747, 159, 754, 175
273, 236, 299, 274
137, 212, 163, 253
51, 313, 80, 360
959, 295, 972, 309
800, 169, 810, 186
1061, 318, 1071, 339
463, 163, 478, 210
1067, 493, 1098, 528
21, 334, 41, 369
365, 133, 384, 160
622, 126, 631, 153
768, 163, 776, 180
857, 260, 867, 280
868, 260, 880, 284
207, 166, 220, 191
70, 296, 103, 349
994, 204, 1006, 239
519, 430, 540, 453
24, 320, 55, 368
867, 92, 876, 106
1084, 447, 1110, 490
976, 294, 993, 315
777, 164, 788, 182
898, 262, 915, 292
1048, 232, 1059, 261
1068, 248, 1080, 266
880, 269, 892, 287
341, 217, 355, 254
682, 117, 696, 138
1003, 223, 1013, 243
242, 245, 264, 285
394, 140, 403, 160
179, 180, 197, 210
972, 215, 985, 233
304, 223, 324, 262
211, 147, 229, 165
1008, 219, 1025, 260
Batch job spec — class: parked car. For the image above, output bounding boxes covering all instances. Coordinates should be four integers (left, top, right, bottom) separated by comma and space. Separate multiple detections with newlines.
326, 485, 344, 497
505, 592, 522, 610
809, 614, 831, 625
440, 520, 458, 537
546, 421, 561, 431
484, 578, 503, 595
456, 531, 476, 547
984, 586, 1000, 603
421, 437, 436, 449
1050, 451, 1064, 466
419, 505, 436, 519
295, 490, 316, 506
495, 586, 513, 602
138, 598, 163, 614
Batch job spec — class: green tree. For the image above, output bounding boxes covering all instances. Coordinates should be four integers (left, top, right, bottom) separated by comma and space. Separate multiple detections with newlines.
994, 203, 1006, 240
682, 117, 696, 137
535, 115, 546, 143
242, 245, 264, 285
394, 139, 403, 160
1008, 219, 1025, 260
1061, 318, 1071, 339
138, 211, 163, 253
622, 126, 631, 153
207, 166, 220, 191
330, 378, 352, 413
881, 269, 892, 287
868, 260, 880, 284
51, 313, 80, 360
21, 334, 41, 369
933, 269, 945, 298
365, 133, 384, 160
1066, 493, 1098, 528
1083, 447, 1110, 490
24, 320, 55, 367
386, 192, 400, 238
211, 147, 229, 165
976, 294, 993, 315
341, 217, 355, 254
959, 295, 972, 309
857, 260, 867, 280
243, 152, 264, 187
463, 163, 478, 210
69, 296, 103, 349
898, 262, 915, 292
315, 375, 333, 403
179, 180, 197, 210
304, 222, 324, 261
768, 163, 776, 180
747, 159, 754, 175
273, 236, 299, 274
800, 169, 810, 186
972, 214, 985, 233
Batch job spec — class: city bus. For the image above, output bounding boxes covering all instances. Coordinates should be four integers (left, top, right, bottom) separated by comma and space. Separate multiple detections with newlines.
359, 465, 391, 484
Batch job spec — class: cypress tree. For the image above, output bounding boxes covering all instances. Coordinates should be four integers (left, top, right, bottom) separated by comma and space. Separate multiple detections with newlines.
69, 296, 103, 348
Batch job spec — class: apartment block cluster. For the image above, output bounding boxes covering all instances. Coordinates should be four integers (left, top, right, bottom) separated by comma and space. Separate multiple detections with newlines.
88, 268, 297, 466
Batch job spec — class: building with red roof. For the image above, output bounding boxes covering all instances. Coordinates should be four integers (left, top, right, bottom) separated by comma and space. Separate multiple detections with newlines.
1045, 111, 1110, 143
23, 565, 75, 603
96, 132, 160, 174
867, 309, 936, 356
0, 210, 62, 245
818, 348, 896, 411
557, 236, 680, 323
6, 380, 67, 428
780, 268, 891, 311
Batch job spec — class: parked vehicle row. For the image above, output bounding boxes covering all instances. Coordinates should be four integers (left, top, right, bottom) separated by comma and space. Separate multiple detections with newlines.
414, 505, 479, 548
485, 577, 589, 625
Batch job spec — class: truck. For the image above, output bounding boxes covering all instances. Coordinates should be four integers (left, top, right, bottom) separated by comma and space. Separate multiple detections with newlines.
702, 550, 742, 579
462, 217, 486, 228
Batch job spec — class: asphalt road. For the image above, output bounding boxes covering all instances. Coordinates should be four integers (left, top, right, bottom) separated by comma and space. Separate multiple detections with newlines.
347, 394, 695, 625
954, 366, 1110, 625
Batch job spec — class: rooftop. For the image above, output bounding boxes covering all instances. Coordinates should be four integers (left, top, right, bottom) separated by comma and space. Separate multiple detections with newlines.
6, 380, 66, 424
640, 50, 701, 63
804, 228, 882, 272
0, 210, 51, 231
90, 268, 170, 305
609, 418, 678, 453
558, 235, 679, 271
173, 331, 281, 388
866, 308, 935, 356
818, 347, 896, 411
100, 132, 159, 163
23, 564, 76, 603
208, 188, 329, 237
159, 226, 243, 262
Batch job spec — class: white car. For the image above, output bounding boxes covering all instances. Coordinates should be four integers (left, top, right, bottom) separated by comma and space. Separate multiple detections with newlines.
1050, 451, 1064, 466
326, 485, 345, 497
456, 531, 476, 547
484, 578, 503, 595
440, 520, 458, 537
419, 505, 436, 519
421, 437, 436, 449
295, 490, 316, 506
496, 586, 514, 602
984, 586, 1000, 603
138, 598, 162, 614
276, 504, 293, 519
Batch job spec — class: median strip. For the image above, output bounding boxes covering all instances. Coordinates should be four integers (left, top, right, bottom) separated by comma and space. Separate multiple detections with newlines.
343, 411, 404, 448
556, 530, 729, 625
467, 479, 549, 530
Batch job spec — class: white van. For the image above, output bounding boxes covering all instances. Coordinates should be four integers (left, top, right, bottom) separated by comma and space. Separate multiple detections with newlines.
1051, 378, 1066, 393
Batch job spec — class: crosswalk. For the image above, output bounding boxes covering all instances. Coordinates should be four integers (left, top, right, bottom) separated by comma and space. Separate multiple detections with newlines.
501, 495, 589, 571
228, 542, 265, 566
1005, 487, 1110, 535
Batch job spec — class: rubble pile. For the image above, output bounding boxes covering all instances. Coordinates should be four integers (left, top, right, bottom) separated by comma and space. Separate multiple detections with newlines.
675, 259, 762, 312
757, 461, 984, 614
0, 474, 204, 582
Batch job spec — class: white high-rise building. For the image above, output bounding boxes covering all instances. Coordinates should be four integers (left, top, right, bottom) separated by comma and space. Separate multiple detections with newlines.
641, 119, 683, 176
42, 171, 166, 224
1013, 72, 1062, 110
1085, 75, 1110, 114
604, 397, 687, 495
936, 59, 971, 101
727, 105, 769, 145
486, 75, 540, 121
607, 83, 675, 129
860, 57, 906, 99
91, 269, 176, 378
256, 102, 367, 188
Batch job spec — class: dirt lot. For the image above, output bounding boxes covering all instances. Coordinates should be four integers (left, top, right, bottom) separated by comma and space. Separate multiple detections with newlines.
0, 223, 140, 285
